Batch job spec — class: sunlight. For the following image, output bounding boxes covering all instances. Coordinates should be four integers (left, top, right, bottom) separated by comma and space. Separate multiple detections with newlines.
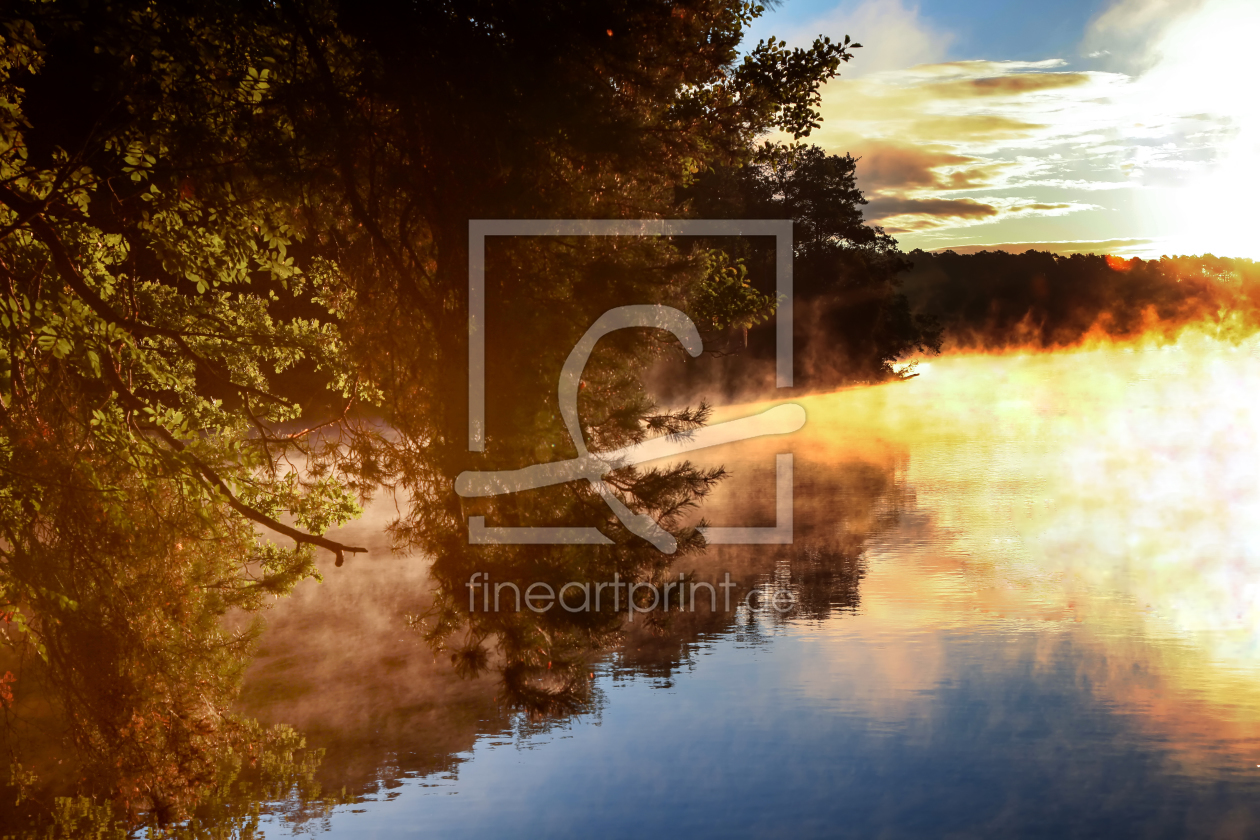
1137, 0, 1260, 258
861, 338, 1260, 673
700, 334, 1260, 767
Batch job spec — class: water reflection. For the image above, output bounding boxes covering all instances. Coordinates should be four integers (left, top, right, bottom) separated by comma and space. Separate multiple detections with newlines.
250, 333, 1260, 837
8, 335, 1260, 836
0, 461, 341, 834
234, 445, 903, 792
1, 227, 788, 834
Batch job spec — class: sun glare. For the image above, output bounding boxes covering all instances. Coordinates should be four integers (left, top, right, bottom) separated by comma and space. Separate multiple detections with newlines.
1137, 0, 1260, 259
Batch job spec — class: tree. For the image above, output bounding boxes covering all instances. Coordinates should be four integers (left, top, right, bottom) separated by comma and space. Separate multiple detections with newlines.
0, 0, 861, 825
263, 0, 860, 711
0, 1, 367, 826
670, 144, 942, 400
900, 249, 1260, 350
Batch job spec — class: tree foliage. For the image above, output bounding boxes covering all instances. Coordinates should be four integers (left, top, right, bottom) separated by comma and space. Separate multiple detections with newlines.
0, 0, 863, 830
664, 143, 942, 402
902, 249, 1260, 350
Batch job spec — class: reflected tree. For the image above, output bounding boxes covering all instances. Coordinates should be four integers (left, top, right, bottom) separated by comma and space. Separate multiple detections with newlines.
617, 453, 908, 677
276, 2, 862, 715
0, 450, 345, 832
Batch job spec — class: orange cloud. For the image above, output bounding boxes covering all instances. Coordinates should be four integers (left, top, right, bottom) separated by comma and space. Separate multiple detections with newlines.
855, 144, 1012, 193
931, 239, 1155, 256
906, 114, 1047, 143
867, 196, 999, 221
920, 72, 1094, 99
1012, 202, 1074, 212
866, 197, 1091, 233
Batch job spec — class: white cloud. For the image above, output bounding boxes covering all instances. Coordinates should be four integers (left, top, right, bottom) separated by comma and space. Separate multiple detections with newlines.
1116, 0, 1260, 257
1082, 0, 1209, 73
766, 0, 950, 77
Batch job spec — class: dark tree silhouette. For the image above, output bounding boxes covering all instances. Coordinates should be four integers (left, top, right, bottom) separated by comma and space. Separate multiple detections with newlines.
665, 144, 942, 403
0, 0, 862, 829
901, 250, 1260, 350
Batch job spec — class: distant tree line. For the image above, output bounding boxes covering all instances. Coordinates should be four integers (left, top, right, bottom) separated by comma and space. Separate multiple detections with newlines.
902, 250, 1260, 351
659, 144, 944, 402
659, 222, 1260, 403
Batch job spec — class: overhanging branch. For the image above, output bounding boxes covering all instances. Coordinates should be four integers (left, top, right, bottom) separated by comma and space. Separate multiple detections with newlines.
101, 358, 367, 565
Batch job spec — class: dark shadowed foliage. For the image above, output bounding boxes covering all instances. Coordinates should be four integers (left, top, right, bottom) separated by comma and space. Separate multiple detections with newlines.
657, 144, 942, 405
0, 0, 863, 832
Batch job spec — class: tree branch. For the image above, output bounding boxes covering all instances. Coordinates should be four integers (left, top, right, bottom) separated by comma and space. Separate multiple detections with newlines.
0, 185, 296, 410
97, 334, 367, 566
275, 0, 416, 289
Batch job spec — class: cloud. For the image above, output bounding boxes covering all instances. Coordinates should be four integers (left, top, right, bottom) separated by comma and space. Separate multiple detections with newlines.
803, 26, 1252, 251
894, 59, 1071, 77
930, 239, 1156, 256
1014, 203, 1075, 212
919, 71, 1094, 99
854, 144, 1010, 193
1090, 0, 1202, 31
903, 114, 1049, 144
1108, 0, 1260, 258
867, 196, 999, 221
763, 0, 951, 77
772, 0, 1260, 257
1082, 0, 1209, 72
810, 61, 1132, 160
804, 59, 1131, 241
868, 197, 1091, 234
1016, 179, 1135, 191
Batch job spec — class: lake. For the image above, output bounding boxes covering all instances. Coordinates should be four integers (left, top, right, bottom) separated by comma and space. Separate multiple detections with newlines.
239, 335, 1260, 838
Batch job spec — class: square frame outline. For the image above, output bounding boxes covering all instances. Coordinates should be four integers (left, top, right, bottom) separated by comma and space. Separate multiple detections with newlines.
466, 219, 794, 545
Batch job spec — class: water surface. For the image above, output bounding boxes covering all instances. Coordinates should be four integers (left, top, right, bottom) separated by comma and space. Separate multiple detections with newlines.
242, 337, 1260, 838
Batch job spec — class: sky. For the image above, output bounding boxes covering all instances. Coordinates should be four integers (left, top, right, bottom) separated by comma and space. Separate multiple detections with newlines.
743, 0, 1260, 259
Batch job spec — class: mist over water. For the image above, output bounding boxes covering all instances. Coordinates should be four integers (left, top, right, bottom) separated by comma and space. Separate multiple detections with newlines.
653, 250, 1260, 407
232, 333, 1260, 838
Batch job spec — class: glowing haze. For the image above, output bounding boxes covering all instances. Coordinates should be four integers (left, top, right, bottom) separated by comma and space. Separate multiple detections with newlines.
747, 0, 1260, 259
684, 331, 1260, 769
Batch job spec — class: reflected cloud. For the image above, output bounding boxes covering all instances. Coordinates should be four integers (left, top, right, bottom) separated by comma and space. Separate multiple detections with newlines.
752, 335, 1260, 770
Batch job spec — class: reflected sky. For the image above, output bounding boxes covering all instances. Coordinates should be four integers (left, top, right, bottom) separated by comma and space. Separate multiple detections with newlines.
246, 334, 1260, 838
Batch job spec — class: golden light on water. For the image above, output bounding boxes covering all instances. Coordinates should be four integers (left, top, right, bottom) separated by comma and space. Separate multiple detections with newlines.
873, 336, 1260, 654
695, 333, 1260, 766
